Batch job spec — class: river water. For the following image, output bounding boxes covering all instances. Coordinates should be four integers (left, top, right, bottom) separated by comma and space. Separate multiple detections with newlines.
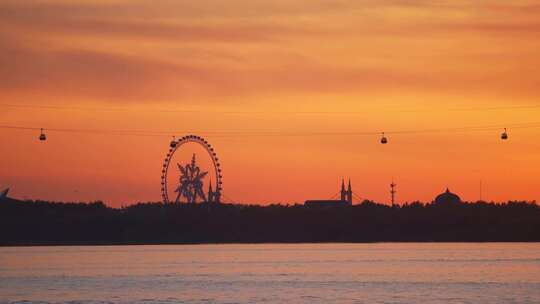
1, 243, 539, 303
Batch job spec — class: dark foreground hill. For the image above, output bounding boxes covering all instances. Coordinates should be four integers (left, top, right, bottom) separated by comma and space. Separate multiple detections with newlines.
1, 198, 539, 245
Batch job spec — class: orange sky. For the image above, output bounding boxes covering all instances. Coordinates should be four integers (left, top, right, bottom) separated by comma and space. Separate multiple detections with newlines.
1, 0, 539, 206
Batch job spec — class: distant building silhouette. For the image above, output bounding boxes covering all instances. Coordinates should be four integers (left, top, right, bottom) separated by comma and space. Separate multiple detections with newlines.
0, 188, 9, 201
434, 188, 462, 205
305, 178, 353, 207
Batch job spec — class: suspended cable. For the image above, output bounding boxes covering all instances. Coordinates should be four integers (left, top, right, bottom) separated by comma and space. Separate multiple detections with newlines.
0, 121, 539, 138
352, 192, 363, 202
220, 193, 237, 204
329, 192, 341, 200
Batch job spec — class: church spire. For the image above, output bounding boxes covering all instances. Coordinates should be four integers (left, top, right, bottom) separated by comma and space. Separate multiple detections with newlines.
208, 181, 214, 203
346, 178, 353, 204
340, 178, 346, 201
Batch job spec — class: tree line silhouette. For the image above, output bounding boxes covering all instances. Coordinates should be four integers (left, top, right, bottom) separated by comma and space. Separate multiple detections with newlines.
1, 197, 539, 245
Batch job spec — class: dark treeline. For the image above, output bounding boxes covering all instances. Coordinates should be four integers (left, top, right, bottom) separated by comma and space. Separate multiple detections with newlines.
1, 197, 539, 245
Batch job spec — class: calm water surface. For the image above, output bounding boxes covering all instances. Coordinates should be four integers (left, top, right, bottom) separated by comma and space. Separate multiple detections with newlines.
1, 243, 539, 303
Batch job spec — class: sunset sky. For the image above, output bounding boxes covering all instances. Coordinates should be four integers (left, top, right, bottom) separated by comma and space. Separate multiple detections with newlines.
1, 0, 539, 206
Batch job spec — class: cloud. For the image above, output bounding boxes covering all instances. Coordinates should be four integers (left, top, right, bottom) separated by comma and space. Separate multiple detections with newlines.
0, 0, 539, 104
1, 12, 324, 44
0, 34, 231, 101
2, 33, 537, 104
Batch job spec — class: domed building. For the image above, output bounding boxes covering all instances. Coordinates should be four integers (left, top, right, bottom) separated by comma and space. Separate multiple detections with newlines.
434, 188, 462, 205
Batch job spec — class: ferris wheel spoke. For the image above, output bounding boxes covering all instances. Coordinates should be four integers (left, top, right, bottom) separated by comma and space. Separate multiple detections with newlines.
174, 191, 182, 204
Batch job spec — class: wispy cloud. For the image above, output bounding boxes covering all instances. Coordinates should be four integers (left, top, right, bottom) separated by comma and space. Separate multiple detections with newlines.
0, 0, 539, 103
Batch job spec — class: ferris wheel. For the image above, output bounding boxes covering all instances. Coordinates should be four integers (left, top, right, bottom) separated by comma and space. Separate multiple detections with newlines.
161, 135, 222, 204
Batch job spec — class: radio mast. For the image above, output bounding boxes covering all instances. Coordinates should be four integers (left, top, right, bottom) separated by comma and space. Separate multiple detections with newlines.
390, 180, 397, 206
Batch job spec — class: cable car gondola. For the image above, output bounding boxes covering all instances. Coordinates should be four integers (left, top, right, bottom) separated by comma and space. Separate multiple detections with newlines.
380, 132, 388, 144
39, 128, 47, 141
170, 136, 177, 148
501, 128, 508, 140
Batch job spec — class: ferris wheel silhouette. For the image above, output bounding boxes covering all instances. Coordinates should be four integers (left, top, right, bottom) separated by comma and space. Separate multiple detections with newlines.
161, 135, 222, 204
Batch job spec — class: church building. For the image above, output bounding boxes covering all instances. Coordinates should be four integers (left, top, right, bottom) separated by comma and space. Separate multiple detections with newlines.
433, 188, 462, 205
304, 179, 353, 207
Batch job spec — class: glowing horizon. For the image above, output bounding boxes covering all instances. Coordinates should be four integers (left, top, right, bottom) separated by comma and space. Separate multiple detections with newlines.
1, 0, 539, 206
